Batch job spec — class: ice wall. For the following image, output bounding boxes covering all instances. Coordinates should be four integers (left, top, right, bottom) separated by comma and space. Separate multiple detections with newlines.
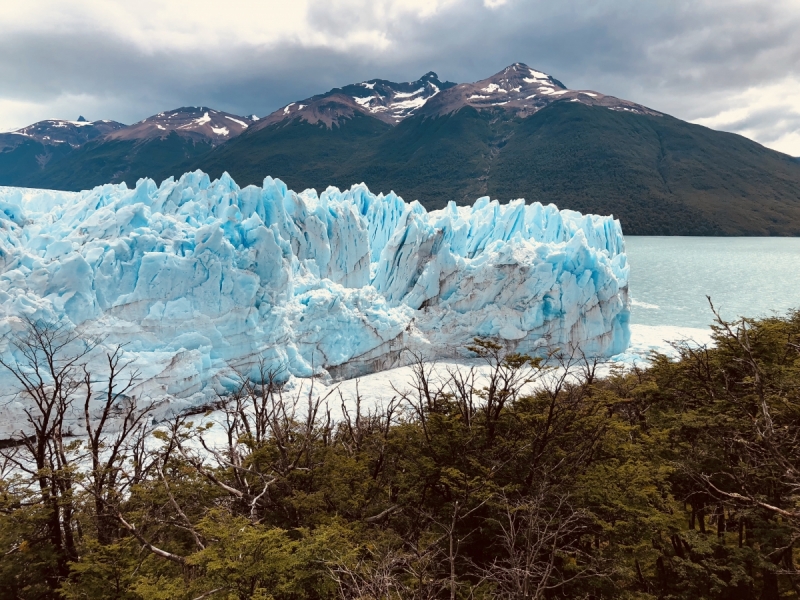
0, 171, 629, 405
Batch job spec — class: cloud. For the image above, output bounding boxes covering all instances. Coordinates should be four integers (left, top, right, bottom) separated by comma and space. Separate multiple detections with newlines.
692, 76, 800, 156
1, 0, 799, 155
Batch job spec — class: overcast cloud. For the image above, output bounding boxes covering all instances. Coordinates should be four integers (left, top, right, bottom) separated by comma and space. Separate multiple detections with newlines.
1, 0, 799, 155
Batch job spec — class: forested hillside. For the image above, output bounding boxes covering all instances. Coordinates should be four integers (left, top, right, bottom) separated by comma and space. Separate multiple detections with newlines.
184, 103, 800, 236
2, 308, 800, 599
19, 132, 214, 191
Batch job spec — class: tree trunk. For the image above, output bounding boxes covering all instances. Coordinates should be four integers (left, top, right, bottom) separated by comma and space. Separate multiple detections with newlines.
760, 568, 780, 600
739, 517, 744, 548
697, 505, 706, 534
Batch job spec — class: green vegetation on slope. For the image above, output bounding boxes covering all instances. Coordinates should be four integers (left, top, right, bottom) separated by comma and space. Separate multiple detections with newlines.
3, 309, 800, 599
187, 103, 800, 235
186, 108, 506, 206
16, 132, 213, 191
6, 103, 800, 235
0, 139, 73, 186
174, 112, 393, 192
488, 103, 800, 235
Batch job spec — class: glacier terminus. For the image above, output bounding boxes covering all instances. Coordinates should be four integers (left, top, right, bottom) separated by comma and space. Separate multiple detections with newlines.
0, 171, 630, 410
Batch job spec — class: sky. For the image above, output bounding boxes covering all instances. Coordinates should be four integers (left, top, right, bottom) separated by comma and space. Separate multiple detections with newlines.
1, 0, 799, 155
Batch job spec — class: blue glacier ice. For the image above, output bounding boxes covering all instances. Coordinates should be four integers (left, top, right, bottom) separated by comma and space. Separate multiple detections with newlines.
0, 171, 629, 409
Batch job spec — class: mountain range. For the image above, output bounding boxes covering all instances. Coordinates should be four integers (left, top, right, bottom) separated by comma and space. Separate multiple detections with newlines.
2, 63, 799, 235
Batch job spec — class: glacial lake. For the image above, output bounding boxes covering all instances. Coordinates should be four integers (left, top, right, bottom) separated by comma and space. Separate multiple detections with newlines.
626, 236, 800, 329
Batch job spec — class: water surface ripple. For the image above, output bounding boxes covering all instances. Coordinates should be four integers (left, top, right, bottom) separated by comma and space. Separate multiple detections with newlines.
625, 236, 800, 328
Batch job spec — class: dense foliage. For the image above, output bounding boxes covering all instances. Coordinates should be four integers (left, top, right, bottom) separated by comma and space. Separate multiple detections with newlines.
1, 307, 800, 599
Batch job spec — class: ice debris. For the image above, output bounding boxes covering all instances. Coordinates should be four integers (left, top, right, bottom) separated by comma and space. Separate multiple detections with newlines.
0, 171, 629, 405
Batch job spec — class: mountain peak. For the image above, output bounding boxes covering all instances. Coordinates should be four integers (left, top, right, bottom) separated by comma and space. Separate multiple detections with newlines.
254, 62, 659, 130
255, 71, 457, 129
106, 107, 254, 145
77, 115, 87, 122
0, 118, 125, 151
416, 63, 657, 119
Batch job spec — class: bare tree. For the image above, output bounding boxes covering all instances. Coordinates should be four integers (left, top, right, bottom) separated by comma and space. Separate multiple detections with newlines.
81, 346, 159, 544
0, 317, 163, 588
327, 545, 412, 600
165, 361, 336, 524
0, 315, 161, 592
0, 317, 96, 579
485, 490, 598, 599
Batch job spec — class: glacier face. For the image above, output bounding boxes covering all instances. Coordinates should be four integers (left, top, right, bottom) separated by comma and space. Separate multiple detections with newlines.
0, 171, 629, 405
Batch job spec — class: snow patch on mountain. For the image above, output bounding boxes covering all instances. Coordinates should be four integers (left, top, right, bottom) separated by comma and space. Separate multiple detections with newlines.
225, 116, 249, 128
0, 172, 629, 410
389, 96, 429, 111
394, 88, 425, 98
192, 112, 211, 126
354, 96, 374, 107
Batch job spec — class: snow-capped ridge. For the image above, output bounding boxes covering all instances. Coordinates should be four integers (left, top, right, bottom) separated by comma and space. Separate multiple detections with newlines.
416, 62, 660, 119
107, 107, 255, 144
254, 72, 456, 129
0, 119, 126, 151
256, 62, 659, 130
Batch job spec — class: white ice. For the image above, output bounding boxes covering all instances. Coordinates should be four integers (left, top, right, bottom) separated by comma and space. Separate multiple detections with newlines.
0, 172, 630, 419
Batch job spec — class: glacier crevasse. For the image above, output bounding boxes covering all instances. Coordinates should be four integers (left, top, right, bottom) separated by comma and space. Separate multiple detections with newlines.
0, 171, 629, 404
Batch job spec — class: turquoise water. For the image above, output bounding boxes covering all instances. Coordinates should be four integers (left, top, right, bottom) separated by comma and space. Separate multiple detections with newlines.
625, 237, 800, 328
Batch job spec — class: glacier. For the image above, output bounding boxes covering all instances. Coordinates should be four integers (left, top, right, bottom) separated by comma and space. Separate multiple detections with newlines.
0, 171, 629, 412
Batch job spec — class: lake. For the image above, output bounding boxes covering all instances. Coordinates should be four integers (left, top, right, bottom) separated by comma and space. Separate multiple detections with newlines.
626, 236, 800, 328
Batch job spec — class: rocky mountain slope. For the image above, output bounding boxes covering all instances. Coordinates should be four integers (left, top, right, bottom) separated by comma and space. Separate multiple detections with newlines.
417, 63, 660, 118
3, 64, 799, 235
0, 117, 125, 149
107, 107, 255, 143
1, 107, 255, 190
255, 71, 455, 128
0, 118, 126, 182
184, 65, 800, 235
256, 63, 657, 129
